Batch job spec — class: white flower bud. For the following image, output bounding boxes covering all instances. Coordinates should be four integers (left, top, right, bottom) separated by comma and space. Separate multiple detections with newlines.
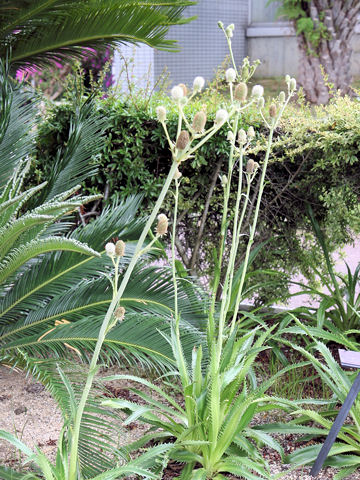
285, 74, 291, 84
193, 76, 205, 93
171, 85, 184, 100
290, 78, 297, 91
257, 97, 265, 109
247, 126, 255, 139
156, 214, 168, 236
215, 109, 228, 124
226, 24, 235, 37
279, 91, 286, 103
221, 175, 228, 187
251, 85, 264, 98
225, 68, 236, 83
227, 131, 235, 142
156, 106, 166, 122
105, 242, 115, 257
237, 129, 247, 145
114, 306, 125, 321
115, 240, 125, 257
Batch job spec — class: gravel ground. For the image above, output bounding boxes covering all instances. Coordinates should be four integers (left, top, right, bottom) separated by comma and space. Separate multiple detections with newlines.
1, 364, 360, 479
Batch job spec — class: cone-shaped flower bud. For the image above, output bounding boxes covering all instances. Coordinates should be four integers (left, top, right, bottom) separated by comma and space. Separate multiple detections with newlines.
174, 168, 182, 180
178, 83, 188, 96
225, 68, 236, 83
193, 76, 205, 92
115, 240, 125, 257
227, 131, 235, 142
237, 129, 247, 145
279, 91, 286, 103
226, 24, 234, 37
257, 97, 265, 109
234, 82, 248, 102
246, 159, 256, 174
247, 126, 255, 139
105, 242, 115, 257
176, 130, 190, 150
290, 78, 297, 91
215, 109, 228, 124
218, 21, 224, 29
192, 111, 207, 132
251, 84, 264, 98
285, 74, 291, 84
171, 85, 184, 100
114, 306, 125, 321
253, 162, 259, 172
156, 106, 166, 122
269, 104, 277, 118
221, 175, 228, 187
156, 214, 168, 236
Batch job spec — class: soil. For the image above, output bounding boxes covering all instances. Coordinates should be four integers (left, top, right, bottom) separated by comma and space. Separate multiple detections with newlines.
1, 364, 360, 480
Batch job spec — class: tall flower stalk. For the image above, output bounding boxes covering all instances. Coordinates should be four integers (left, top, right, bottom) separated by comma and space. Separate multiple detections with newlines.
68, 67, 236, 479
102, 23, 298, 480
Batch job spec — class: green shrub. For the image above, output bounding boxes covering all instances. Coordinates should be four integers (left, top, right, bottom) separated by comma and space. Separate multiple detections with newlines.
33, 91, 360, 304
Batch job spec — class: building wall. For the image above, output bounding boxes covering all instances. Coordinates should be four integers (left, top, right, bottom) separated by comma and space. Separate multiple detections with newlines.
154, 0, 248, 87
248, 31, 360, 78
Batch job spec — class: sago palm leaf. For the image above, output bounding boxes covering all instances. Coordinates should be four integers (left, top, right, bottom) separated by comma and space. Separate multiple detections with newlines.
0, 64, 36, 188
1, 0, 195, 70
38, 97, 109, 202
2, 351, 127, 478
0, 197, 207, 369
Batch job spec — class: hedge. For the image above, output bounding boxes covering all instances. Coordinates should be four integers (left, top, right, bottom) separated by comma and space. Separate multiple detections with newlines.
32, 91, 360, 304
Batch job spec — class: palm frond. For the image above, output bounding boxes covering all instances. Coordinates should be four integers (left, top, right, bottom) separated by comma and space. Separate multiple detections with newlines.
0, 65, 37, 189
1, 0, 195, 69
4, 314, 205, 371
39, 97, 109, 201
4, 350, 127, 478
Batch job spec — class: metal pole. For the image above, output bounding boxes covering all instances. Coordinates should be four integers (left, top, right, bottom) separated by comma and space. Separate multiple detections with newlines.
311, 370, 360, 476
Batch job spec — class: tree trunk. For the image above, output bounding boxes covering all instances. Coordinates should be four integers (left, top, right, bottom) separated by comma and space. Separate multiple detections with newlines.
297, 0, 360, 104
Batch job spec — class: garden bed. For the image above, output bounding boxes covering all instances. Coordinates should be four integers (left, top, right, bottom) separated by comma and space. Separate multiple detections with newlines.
1, 364, 359, 479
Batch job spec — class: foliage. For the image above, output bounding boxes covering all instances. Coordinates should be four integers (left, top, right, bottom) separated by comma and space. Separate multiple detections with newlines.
104, 328, 296, 480
287, 206, 360, 333
16, 47, 113, 101
0, 0, 195, 71
32, 85, 360, 304
263, 329, 360, 480
268, 0, 328, 52
0, 357, 170, 480
0, 69, 206, 373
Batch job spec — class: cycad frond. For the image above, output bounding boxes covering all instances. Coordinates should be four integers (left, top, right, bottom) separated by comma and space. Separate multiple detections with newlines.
5, 314, 204, 370
0, 237, 99, 286
39, 98, 109, 202
0, 196, 207, 370
0, 70, 37, 188
1, 0, 195, 69
4, 350, 127, 478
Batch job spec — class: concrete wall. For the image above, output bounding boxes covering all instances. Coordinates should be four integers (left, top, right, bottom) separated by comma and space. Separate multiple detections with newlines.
248, 26, 360, 78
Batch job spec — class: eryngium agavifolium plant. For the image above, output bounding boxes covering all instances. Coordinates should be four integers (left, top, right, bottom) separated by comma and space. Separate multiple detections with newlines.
103, 23, 299, 479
